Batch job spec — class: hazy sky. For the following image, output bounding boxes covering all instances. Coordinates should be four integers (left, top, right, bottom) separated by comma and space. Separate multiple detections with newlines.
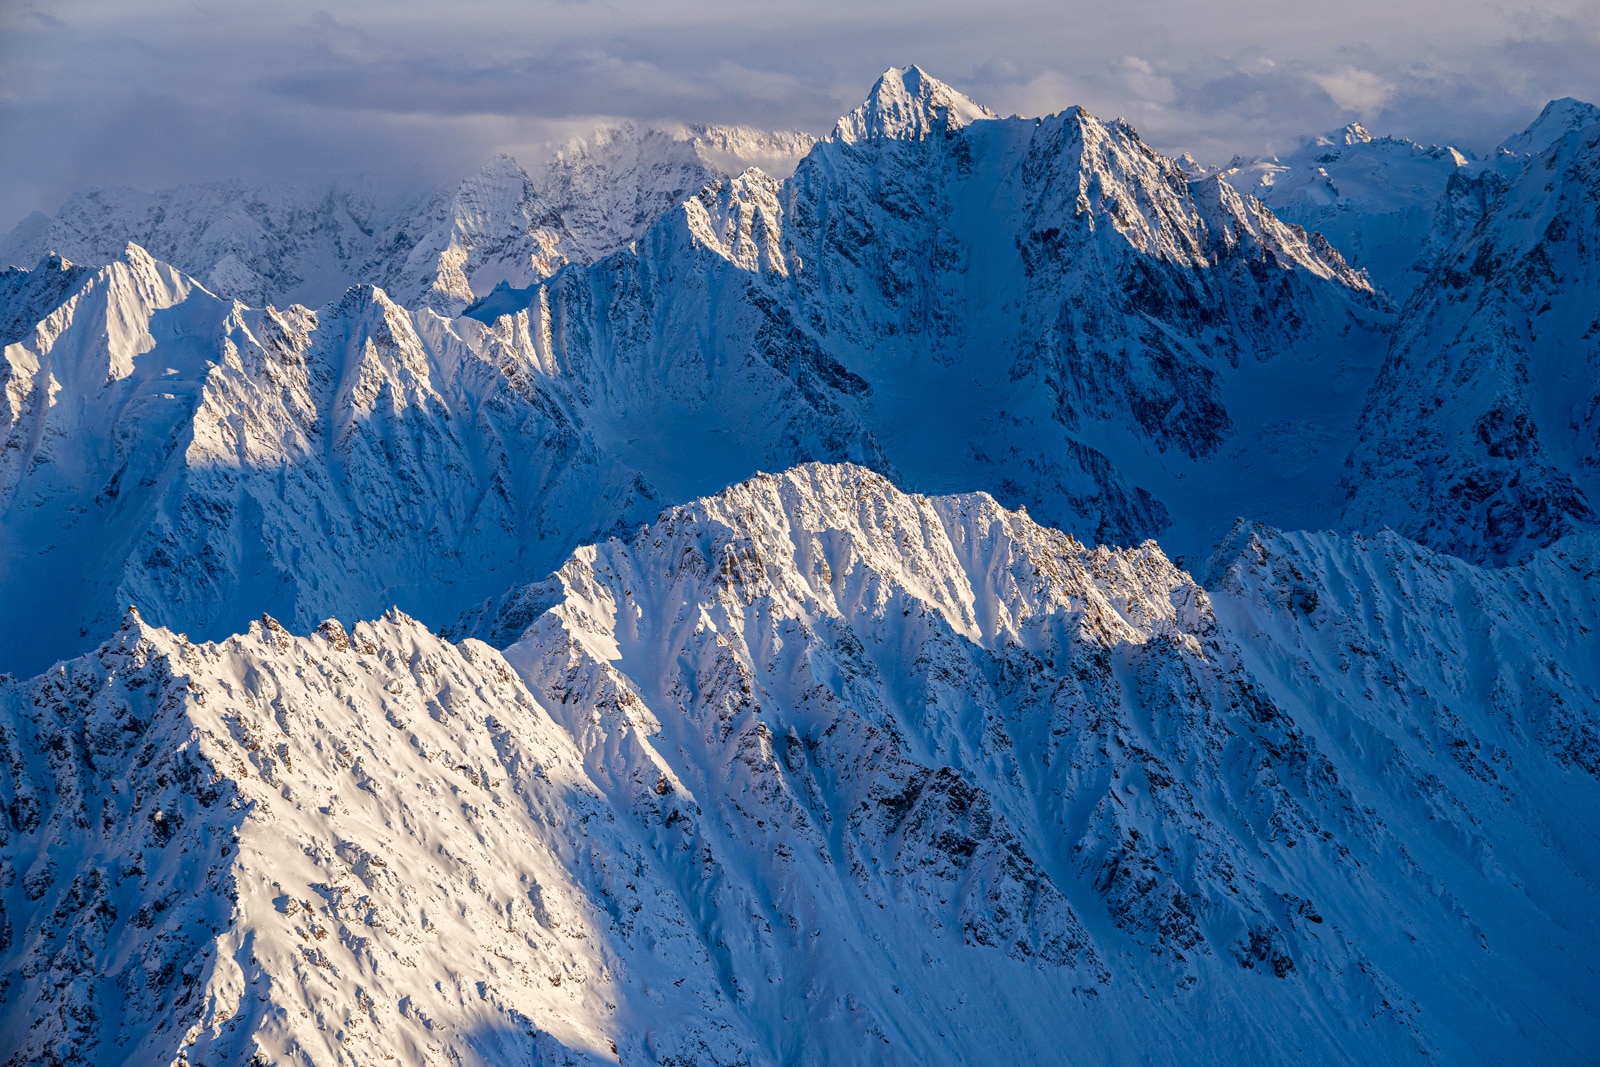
3, 0, 1597, 226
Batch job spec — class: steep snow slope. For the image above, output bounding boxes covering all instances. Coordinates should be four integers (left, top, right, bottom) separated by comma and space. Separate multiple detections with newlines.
1342, 109, 1600, 563
1205, 521, 1600, 1052
474, 66, 1392, 557
0, 125, 816, 315
7, 465, 1596, 1065
0, 245, 655, 677
480, 466, 1600, 1066
0, 609, 765, 1067
1497, 97, 1600, 158
1221, 124, 1473, 301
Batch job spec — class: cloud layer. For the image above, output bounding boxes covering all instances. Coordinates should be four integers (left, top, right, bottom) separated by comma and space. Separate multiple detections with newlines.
2, 0, 1597, 225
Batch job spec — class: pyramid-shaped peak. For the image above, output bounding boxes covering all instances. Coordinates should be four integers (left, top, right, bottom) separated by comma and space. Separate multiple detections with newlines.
1499, 96, 1600, 156
33, 250, 76, 273
833, 65, 999, 144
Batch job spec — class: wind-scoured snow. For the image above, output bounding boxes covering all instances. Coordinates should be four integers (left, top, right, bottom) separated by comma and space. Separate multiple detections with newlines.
4, 465, 1596, 1065
475, 67, 1391, 556
0, 248, 656, 677
4, 69, 1600, 1066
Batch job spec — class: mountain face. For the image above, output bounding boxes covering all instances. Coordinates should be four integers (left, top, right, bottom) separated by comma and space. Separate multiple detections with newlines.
0, 180, 391, 311
380, 124, 816, 315
3, 465, 1596, 1066
1221, 124, 1474, 301
0, 124, 816, 315
1496, 96, 1600, 157
1342, 109, 1600, 564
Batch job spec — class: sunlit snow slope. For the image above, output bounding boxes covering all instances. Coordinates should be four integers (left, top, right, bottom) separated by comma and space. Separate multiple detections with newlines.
0, 124, 815, 315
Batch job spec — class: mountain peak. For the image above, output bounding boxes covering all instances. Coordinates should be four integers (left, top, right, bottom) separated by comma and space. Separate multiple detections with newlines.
1338, 121, 1373, 145
1499, 96, 1600, 157
832, 65, 998, 144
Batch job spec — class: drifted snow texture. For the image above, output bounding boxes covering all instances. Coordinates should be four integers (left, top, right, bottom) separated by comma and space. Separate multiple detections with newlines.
3, 466, 1597, 1066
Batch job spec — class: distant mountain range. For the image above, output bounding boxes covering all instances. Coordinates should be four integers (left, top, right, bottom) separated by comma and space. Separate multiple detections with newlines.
1, 67, 1597, 1066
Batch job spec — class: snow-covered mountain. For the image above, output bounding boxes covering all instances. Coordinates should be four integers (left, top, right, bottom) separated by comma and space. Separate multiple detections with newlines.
376, 124, 816, 315
0, 179, 392, 311
1219, 124, 1474, 301
4, 465, 1595, 1065
0, 124, 816, 315
4, 66, 1600, 1066
0, 67, 1395, 676
474, 65, 1392, 555
0, 243, 662, 678
1496, 96, 1600, 158
1342, 106, 1600, 563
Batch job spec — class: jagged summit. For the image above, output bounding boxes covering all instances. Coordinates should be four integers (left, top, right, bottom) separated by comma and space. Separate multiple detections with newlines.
6, 65, 1600, 1067
1326, 121, 1373, 146
0, 250, 88, 347
1498, 95, 1600, 157
832, 65, 999, 143
0, 123, 817, 315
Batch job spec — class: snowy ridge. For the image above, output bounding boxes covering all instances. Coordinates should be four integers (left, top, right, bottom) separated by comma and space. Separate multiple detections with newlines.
1497, 97, 1600, 157
483, 77, 1390, 558
0, 73, 1592, 679
4, 70, 1600, 1066
0, 608, 758, 1066
0, 180, 389, 310
1219, 123, 1473, 300
5, 465, 1597, 1064
0, 254, 90, 349
0, 124, 816, 316
0, 69, 1422, 675
0, 249, 656, 676
390, 124, 816, 315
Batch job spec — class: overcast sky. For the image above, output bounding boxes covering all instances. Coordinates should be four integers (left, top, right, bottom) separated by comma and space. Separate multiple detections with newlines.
3, 0, 1597, 226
